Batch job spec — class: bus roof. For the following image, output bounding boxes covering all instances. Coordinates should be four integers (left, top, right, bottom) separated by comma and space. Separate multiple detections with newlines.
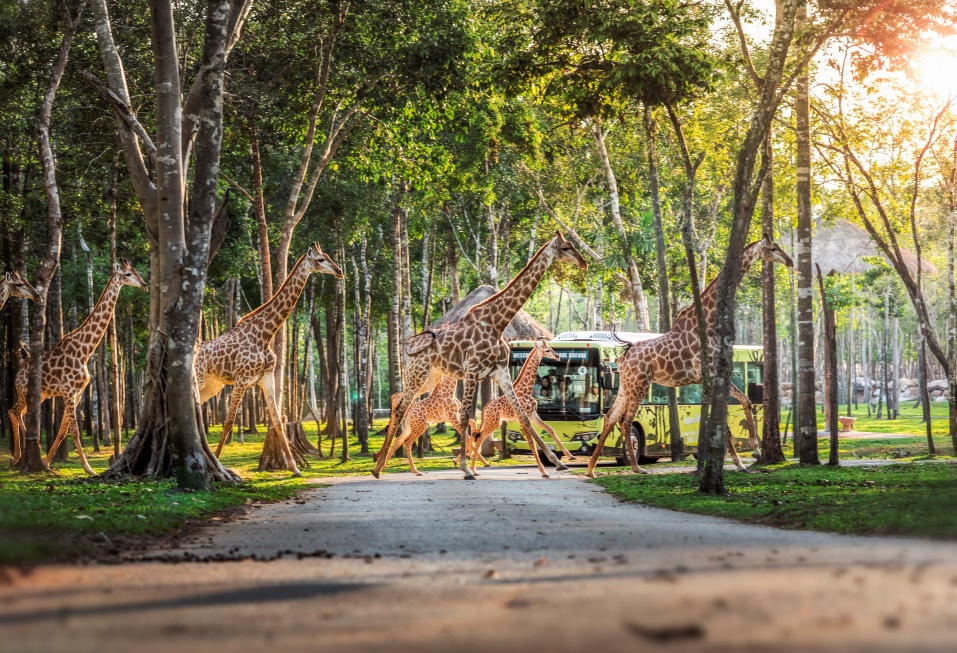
510, 332, 764, 358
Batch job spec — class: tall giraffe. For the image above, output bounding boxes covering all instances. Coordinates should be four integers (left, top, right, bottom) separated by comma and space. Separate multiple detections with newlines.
0, 270, 41, 310
9, 260, 147, 475
585, 236, 793, 477
200, 243, 343, 476
371, 375, 474, 476
372, 232, 587, 480
459, 339, 577, 474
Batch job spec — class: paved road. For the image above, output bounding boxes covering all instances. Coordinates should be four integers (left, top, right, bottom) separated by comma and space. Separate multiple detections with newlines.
2, 465, 956, 652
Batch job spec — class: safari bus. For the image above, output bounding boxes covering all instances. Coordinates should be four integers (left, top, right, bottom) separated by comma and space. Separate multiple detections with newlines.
502, 331, 765, 463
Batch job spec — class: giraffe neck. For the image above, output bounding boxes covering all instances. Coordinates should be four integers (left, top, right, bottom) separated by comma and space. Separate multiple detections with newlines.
431, 375, 457, 399
0, 285, 9, 312
62, 273, 123, 362
513, 348, 544, 396
469, 241, 555, 335
690, 241, 763, 333
240, 254, 313, 341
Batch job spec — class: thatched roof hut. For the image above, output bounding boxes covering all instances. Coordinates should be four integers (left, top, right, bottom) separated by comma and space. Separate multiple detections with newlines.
804, 219, 937, 277
430, 285, 553, 341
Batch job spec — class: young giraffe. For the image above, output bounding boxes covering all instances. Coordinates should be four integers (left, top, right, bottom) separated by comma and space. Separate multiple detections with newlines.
371, 375, 475, 476
0, 270, 41, 310
9, 260, 147, 475
372, 232, 587, 480
459, 339, 577, 475
201, 243, 343, 476
585, 236, 793, 477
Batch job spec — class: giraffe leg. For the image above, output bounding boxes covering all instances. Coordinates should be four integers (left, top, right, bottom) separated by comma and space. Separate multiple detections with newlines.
373, 364, 440, 478
532, 412, 577, 461
729, 383, 762, 464
44, 400, 73, 466
67, 393, 97, 476
8, 397, 25, 466
468, 407, 501, 476
214, 384, 247, 459
490, 366, 564, 477
618, 414, 648, 474
586, 393, 633, 478
456, 375, 480, 480
259, 373, 302, 477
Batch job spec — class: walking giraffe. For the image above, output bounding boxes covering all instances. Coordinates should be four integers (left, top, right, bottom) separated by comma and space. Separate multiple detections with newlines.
9, 260, 147, 475
459, 339, 577, 475
372, 232, 587, 480
585, 236, 793, 477
371, 375, 474, 476
0, 270, 41, 310
201, 243, 343, 476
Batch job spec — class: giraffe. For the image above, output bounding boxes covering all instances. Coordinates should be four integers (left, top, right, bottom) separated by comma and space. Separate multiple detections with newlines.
201, 243, 343, 476
9, 259, 147, 475
458, 339, 577, 475
372, 232, 587, 480
585, 235, 793, 478
370, 375, 475, 476
0, 270, 41, 310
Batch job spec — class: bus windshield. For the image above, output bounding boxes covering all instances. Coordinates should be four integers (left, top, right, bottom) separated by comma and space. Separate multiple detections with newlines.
509, 348, 601, 421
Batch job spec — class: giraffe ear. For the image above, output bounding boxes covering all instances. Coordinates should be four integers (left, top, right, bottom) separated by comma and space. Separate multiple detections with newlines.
5, 272, 11, 282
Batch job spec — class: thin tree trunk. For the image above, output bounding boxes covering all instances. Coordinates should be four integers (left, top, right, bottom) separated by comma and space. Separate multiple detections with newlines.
760, 131, 784, 463
21, 3, 78, 474
645, 108, 683, 461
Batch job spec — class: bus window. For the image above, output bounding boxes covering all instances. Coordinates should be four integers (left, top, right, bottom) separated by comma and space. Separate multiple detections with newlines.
746, 362, 764, 386
679, 383, 702, 404
729, 362, 745, 404
649, 383, 669, 405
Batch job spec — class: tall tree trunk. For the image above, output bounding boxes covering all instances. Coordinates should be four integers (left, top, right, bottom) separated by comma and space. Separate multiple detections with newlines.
760, 131, 785, 463
46, 266, 67, 461
21, 4, 77, 474
108, 139, 123, 460
817, 266, 839, 465
591, 122, 649, 331
700, 0, 799, 493
794, 0, 819, 466
946, 136, 957, 454
644, 108, 683, 461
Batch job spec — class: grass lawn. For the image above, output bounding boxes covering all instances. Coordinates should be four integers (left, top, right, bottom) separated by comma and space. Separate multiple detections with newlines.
593, 462, 957, 539
0, 419, 529, 564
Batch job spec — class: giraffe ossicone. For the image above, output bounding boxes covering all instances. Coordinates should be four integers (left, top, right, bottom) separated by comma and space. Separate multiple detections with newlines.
372, 231, 588, 480
584, 236, 793, 478
198, 243, 343, 477
9, 259, 147, 475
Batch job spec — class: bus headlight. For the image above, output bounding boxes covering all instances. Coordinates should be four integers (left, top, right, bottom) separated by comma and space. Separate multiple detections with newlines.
571, 431, 597, 442
506, 430, 523, 442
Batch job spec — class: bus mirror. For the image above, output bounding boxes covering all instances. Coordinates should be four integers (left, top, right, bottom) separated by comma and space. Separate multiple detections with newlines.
747, 383, 764, 404
602, 371, 619, 390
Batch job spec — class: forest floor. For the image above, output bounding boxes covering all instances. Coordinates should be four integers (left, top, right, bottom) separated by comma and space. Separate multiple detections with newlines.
1, 465, 955, 652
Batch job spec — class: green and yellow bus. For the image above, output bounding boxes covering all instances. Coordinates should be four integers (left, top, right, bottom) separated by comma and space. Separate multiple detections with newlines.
503, 331, 765, 463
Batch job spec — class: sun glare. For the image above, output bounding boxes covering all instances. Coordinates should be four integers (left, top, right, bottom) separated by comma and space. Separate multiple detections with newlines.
915, 44, 957, 100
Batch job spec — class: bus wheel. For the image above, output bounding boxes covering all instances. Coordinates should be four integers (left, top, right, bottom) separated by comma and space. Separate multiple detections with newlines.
615, 426, 644, 467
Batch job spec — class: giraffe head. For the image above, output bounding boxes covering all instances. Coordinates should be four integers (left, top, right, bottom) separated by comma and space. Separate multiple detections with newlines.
114, 259, 148, 291
306, 243, 344, 279
749, 234, 793, 268
4, 270, 41, 303
551, 232, 588, 270
535, 339, 561, 362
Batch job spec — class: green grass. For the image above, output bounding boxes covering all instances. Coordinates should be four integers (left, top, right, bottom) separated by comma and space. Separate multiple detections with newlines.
0, 419, 529, 564
593, 462, 957, 538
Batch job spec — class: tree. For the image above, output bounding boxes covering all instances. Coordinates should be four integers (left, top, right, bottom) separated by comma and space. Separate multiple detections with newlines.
19, 2, 79, 473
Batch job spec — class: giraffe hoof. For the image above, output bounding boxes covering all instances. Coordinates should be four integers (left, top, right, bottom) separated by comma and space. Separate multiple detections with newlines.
371, 470, 381, 479
556, 463, 569, 472
567, 456, 578, 462
584, 472, 596, 479
290, 471, 303, 478
413, 471, 423, 477
463, 472, 476, 480
541, 473, 550, 479
482, 463, 492, 468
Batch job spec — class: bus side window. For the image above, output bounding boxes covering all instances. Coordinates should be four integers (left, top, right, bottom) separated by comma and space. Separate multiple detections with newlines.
729, 362, 745, 404
679, 384, 701, 404
649, 383, 669, 405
